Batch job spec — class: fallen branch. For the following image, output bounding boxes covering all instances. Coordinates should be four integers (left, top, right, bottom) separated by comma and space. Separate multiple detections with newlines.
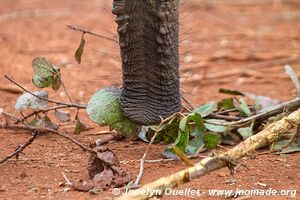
15, 104, 86, 124
93, 134, 123, 147
0, 131, 37, 164
116, 107, 300, 200
4, 75, 86, 109
0, 123, 94, 157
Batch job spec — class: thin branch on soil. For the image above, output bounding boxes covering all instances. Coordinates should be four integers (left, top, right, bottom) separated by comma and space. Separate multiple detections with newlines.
85, 130, 112, 136
121, 154, 206, 164
93, 134, 124, 147
0, 109, 22, 122
62, 172, 72, 187
67, 24, 118, 43
4, 75, 86, 109
0, 131, 37, 164
0, 123, 94, 156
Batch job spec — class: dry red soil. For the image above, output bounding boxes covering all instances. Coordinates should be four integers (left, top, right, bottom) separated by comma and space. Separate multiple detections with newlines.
0, 0, 300, 200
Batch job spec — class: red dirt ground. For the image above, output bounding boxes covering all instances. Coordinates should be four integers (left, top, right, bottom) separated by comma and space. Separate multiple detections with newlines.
0, 0, 299, 199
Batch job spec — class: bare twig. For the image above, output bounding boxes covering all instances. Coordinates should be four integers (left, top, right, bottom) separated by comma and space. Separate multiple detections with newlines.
208, 113, 243, 121
67, 25, 118, 43
85, 130, 112, 136
134, 113, 180, 186
0, 109, 22, 122
16, 104, 85, 124
0, 132, 37, 164
93, 134, 124, 147
62, 172, 72, 187
121, 154, 206, 164
0, 123, 94, 154
57, 73, 73, 104
4, 75, 86, 109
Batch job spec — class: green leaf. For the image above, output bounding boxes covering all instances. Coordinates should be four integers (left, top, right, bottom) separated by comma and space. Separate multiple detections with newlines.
236, 97, 252, 116
131, 117, 180, 142
238, 127, 253, 140
221, 134, 236, 145
111, 118, 140, 138
75, 36, 85, 64
31, 57, 61, 90
51, 74, 61, 91
218, 98, 235, 110
192, 102, 217, 117
204, 119, 228, 133
285, 65, 300, 96
273, 140, 300, 154
32, 74, 53, 88
155, 118, 180, 144
173, 126, 190, 152
187, 113, 205, 132
186, 129, 205, 154
29, 117, 39, 126
179, 116, 188, 131
138, 126, 150, 142
219, 88, 244, 96
29, 115, 58, 130
15, 91, 48, 111
32, 57, 55, 79
74, 116, 86, 134
171, 114, 200, 152
203, 133, 220, 149
237, 123, 254, 140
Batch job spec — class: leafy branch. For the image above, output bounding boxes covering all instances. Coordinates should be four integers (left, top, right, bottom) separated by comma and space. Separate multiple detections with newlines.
116, 106, 300, 200
4, 75, 85, 109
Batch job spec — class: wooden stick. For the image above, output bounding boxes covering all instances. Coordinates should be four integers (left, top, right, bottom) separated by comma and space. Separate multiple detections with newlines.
0, 123, 94, 154
0, 132, 37, 164
116, 108, 300, 200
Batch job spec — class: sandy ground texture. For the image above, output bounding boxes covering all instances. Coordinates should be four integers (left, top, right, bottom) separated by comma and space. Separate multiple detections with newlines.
0, 0, 300, 199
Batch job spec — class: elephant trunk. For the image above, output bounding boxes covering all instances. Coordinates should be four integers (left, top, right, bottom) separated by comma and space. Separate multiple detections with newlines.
112, 0, 181, 125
